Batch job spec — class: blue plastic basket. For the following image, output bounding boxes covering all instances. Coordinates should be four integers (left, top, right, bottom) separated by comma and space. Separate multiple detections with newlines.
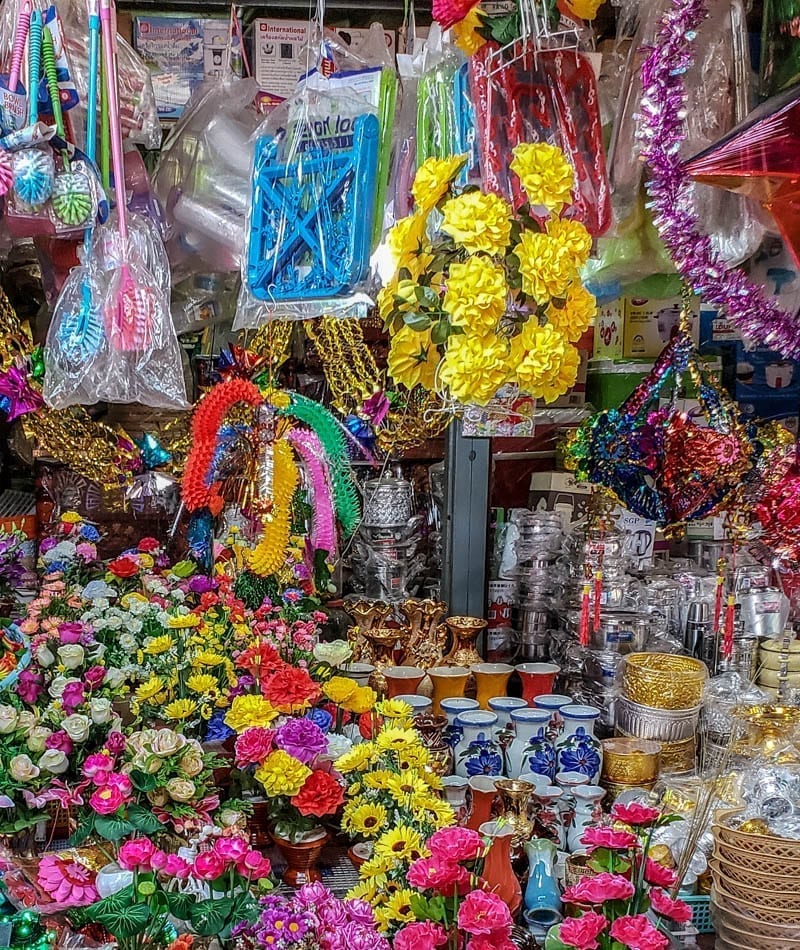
684, 894, 714, 934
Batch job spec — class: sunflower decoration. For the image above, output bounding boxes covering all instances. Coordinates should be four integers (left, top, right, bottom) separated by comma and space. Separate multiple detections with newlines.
181, 351, 360, 595
382, 144, 595, 410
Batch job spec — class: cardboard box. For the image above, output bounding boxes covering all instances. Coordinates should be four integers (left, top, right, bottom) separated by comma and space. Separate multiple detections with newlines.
699, 304, 741, 349
593, 299, 624, 359
623, 296, 700, 358
733, 343, 799, 401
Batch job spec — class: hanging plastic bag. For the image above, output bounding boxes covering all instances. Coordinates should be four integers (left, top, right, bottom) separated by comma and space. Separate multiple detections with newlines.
234, 85, 380, 327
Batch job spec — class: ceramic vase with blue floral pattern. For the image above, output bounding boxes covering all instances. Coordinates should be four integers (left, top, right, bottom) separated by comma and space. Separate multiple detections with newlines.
441, 697, 480, 751
555, 705, 602, 783
506, 707, 555, 780
454, 710, 503, 778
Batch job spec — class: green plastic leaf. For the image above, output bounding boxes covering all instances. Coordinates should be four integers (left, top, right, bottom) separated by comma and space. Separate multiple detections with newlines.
95, 902, 150, 938
415, 285, 440, 308
487, 12, 520, 46
165, 890, 197, 920
403, 312, 432, 331
544, 925, 571, 950
431, 321, 450, 346
127, 804, 162, 834
129, 769, 158, 792
94, 816, 136, 841
190, 897, 234, 936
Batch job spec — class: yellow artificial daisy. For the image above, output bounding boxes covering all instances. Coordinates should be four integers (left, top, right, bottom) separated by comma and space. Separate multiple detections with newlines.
166, 614, 202, 629
514, 231, 577, 305
386, 212, 427, 271
397, 746, 431, 771
163, 698, 198, 721
453, 6, 487, 56
224, 694, 278, 733
376, 699, 414, 721
364, 769, 396, 791
547, 283, 597, 343
335, 744, 374, 774
323, 676, 359, 705
187, 673, 218, 695
546, 216, 593, 269
346, 685, 378, 715
347, 880, 378, 903
375, 727, 419, 753
374, 825, 426, 863
194, 650, 225, 666
359, 852, 394, 879
385, 889, 416, 924
439, 333, 511, 405
411, 155, 466, 210
386, 771, 431, 802
342, 802, 388, 837
510, 142, 575, 213
441, 191, 512, 256
254, 750, 312, 797
387, 327, 440, 392
443, 255, 507, 337
143, 635, 174, 655
135, 676, 164, 703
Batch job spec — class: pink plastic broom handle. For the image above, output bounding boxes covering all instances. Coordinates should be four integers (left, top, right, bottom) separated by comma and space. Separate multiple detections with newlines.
100, 0, 128, 243
8, 0, 32, 93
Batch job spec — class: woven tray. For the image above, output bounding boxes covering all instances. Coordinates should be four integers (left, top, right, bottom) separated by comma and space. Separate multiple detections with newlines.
713, 838, 800, 872
711, 855, 800, 891
714, 879, 800, 922
711, 861, 800, 909
713, 894, 800, 933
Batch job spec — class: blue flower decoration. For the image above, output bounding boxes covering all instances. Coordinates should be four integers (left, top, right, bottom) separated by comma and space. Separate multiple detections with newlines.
44, 560, 67, 574
205, 710, 235, 743
80, 524, 100, 541
464, 742, 503, 777
525, 743, 556, 779
558, 727, 600, 778
306, 707, 332, 733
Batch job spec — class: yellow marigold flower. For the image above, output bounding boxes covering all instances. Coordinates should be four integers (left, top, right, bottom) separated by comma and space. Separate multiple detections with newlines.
167, 613, 201, 629
387, 327, 439, 392
510, 142, 575, 213
374, 825, 426, 863
60, 511, 82, 524
345, 685, 378, 715
335, 744, 374, 774
453, 6, 487, 56
546, 283, 597, 343
323, 676, 359, 705
511, 323, 581, 404
376, 699, 414, 721
143, 635, 174, 655
343, 802, 388, 837
376, 727, 419, 753
224, 694, 278, 733
441, 192, 512, 255
187, 673, 218, 695
194, 650, 225, 666
443, 256, 507, 337
439, 333, 511, 405
385, 889, 416, 924
387, 212, 427, 271
515, 231, 577, 305
254, 750, 311, 797
546, 216, 593, 269
163, 698, 198, 721
537, 342, 581, 404
135, 676, 164, 703
411, 155, 466, 210
364, 769, 395, 791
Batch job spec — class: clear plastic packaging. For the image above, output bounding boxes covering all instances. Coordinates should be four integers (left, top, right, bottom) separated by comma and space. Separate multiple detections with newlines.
235, 85, 380, 326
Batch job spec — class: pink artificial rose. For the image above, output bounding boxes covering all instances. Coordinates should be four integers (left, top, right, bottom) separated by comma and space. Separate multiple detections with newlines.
118, 838, 155, 871
19, 619, 38, 635
16, 670, 43, 704
456, 890, 513, 936
427, 826, 484, 864
581, 826, 639, 853
149, 850, 168, 871
164, 854, 192, 879
89, 785, 125, 816
610, 802, 661, 828
213, 835, 249, 862
562, 872, 635, 906
467, 935, 516, 950
83, 753, 115, 781
193, 851, 226, 881
644, 859, 677, 890
648, 888, 693, 924
609, 915, 669, 950
46, 731, 74, 755
558, 911, 608, 950
407, 856, 468, 895
394, 922, 448, 950
106, 772, 133, 797
58, 622, 84, 644
84, 666, 106, 690
234, 727, 275, 767
106, 732, 126, 755
75, 543, 96, 561
61, 681, 85, 714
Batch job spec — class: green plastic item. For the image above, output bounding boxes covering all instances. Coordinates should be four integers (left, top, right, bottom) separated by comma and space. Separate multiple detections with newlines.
586, 359, 653, 410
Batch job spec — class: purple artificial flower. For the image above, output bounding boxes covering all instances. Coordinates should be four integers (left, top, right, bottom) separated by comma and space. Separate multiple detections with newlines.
45, 731, 74, 755
294, 881, 335, 911
188, 575, 216, 594
58, 622, 84, 644
325, 922, 391, 950
106, 731, 126, 755
61, 681, 85, 714
84, 666, 106, 690
346, 900, 378, 928
273, 718, 327, 765
16, 669, 43, 704
39, 537, 58, 555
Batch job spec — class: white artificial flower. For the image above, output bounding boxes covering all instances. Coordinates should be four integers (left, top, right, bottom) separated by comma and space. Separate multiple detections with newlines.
57, 644, 85, 670
61, 714, 91, 743
0, 705, 19, 734
9, 754, 39, 782
38, 749, 69, 774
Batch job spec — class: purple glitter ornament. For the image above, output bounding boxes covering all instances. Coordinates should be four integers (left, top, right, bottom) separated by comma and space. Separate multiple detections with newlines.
638, 0, 800, 357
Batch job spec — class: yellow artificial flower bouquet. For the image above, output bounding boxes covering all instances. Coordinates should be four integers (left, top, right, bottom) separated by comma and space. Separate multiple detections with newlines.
382, 143, 597, 407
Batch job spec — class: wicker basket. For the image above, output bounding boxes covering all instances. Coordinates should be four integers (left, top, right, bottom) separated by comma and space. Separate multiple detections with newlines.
714, 879, 800, 922
714, 922, 800, 950
714, 840, 800, 875
714, 809, 800, 860
711, 865, 800, 911
713, 894, 800, 934
614, 696, 700, 741
621, 653, 707, 709
711, 853, 799, 889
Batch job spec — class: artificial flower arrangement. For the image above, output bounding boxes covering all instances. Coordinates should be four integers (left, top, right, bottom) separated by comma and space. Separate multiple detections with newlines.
335, 702, 456, 933
394, 826, 516, 950
0, 522, 32, 601
381, 145, 596, 407
233, 881, 390, 950
545, 801, 691, 950
38, 512, 104, 586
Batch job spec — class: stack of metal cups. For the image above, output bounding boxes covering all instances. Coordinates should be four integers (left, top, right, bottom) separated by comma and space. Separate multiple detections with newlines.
514, 511, 563, 661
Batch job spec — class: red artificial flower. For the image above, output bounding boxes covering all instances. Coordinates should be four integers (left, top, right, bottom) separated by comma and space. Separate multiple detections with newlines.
291, 770, 344, 817
107, 556, 139, 578
432, 0, 479, 29
557, 912, 608, 950
237, 643, 282, 679
262, 665, 321, 711
643, 858, 677, 889
610, 802, 661, 828
407, 856, 469, 896
137, 537, 161, 553
581, 826, 639, 853
234, 728, 275, 767
648, 888, 693, 924
562, 872, 635, 906
199, 591, 220, 610
609, 915, 669, 950
457, 890, 513, 936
